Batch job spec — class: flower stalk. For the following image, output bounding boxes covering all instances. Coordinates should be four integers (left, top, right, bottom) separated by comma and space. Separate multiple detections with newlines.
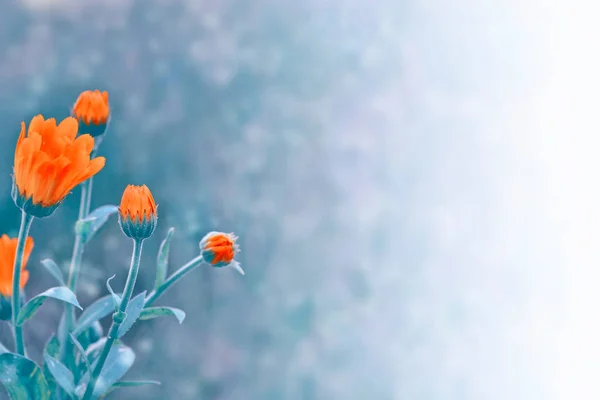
146, 231, 242, 307
82, 238, 143, 400
144, 254, 204, 307
11, 210, 34, 355
59, 172, 95, 371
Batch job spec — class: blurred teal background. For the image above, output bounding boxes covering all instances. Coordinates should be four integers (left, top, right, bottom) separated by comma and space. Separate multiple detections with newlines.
2, 0, 596, 399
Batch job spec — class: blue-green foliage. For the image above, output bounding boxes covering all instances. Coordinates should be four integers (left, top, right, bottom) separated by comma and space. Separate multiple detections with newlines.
0, 227, 196, 399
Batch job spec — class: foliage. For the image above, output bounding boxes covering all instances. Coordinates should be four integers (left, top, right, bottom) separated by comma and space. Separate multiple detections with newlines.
0, 95, 242, 399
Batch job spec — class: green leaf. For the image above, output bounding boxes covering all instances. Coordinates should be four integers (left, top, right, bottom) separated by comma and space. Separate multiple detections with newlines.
57, 309, 67, 345
77, 343, 135, 398
117, 291, 146, 338
139, 306, 186, 324
0, 294, 12, 321
42, 335, 60, 393
75, 205, 119, 245
73, 295, 115, 337
100, 380, 160, 398
76, 321, 103, 350
17, 287, 81, 326
106, 275, 121, 310
69, 334, 92, 381
84, 338, 108, 367
0, 352, 51, 399
44, 335, 60, 358
40, 259, 65, 285
155, 228, 175, 289
43, 353, 74, 395
0, 341, 9, 355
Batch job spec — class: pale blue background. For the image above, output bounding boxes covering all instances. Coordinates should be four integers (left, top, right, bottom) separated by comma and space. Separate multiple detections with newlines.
0, 0, 594, 399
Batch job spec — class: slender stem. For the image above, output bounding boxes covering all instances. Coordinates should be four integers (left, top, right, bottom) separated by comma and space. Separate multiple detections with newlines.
59, 177, 94, 372
144, 254, 204, 307
11, 211, 33, 356
68, 177, 93, 289
82, 239, 143, 400
83, 174, 94, 220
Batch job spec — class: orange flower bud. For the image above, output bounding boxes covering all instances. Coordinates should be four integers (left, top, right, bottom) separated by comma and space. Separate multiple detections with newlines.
199, 232, 244, 275
118, 185, 157, 240
72, 90, 110, 138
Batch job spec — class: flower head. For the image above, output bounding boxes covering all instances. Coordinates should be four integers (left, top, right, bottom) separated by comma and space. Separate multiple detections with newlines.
72, 90, 110, 139
13, 115, 106, 217
118, 185, 157, 240
0, 235, 34, 298
199, 232, 244, 275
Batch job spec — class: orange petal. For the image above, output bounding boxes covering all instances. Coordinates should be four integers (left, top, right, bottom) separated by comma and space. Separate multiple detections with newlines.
56, 116, 79, 141
28, 115, 45, 136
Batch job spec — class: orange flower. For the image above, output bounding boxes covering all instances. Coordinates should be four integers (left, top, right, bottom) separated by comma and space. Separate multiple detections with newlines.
199, 232, 244, 274
12, 115, 106, 217
118, 185, 157, 240
0, 235, 34, 297
72, 90, 110, 126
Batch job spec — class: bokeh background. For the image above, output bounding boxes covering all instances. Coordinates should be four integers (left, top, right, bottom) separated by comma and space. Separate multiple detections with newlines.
1, 0, 599, 399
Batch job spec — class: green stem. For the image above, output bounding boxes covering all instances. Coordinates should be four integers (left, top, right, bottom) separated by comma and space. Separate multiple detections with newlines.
59, 177, 94, 372
11, 211, 34, 356
68, 176, 93, 289
82, 238, 143, 400
144, 254, 204, 307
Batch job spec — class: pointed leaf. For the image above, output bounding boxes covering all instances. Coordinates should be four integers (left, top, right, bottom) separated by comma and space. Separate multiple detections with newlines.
40, 259, 65, 285
77, 343, 135, 398
110, 380, 161, 388
17, 286, 81, 326
76, 205, 119, 245
155, 228, 175, 289
139, 307, 186, 324
0, 352, 51, 399
73, 294, 116, 337
70, 334, 92, 379
106, 275, 121, 310
0, 341, 9, 355
231, 261, 245, 275
76, 321, 103, 350
84, 338, 108, 366
57, 312, 67, 345
44, 335, 60, 358
117, 291, 147, 338
43, 353, 74, 395
101, 380, 161, 397
42, 335, 60, 393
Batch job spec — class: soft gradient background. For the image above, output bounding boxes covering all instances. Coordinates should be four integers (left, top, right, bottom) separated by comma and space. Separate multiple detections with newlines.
0, 0, 597, 399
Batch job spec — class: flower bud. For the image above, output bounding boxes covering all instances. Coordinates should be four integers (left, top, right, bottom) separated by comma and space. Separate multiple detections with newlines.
199, 231, 244, 275
118, 185, 157, 240
72, 90, 110, 143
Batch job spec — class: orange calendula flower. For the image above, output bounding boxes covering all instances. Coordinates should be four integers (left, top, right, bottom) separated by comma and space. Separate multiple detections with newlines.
199, 232, 244, 275
118, 185, 157, 240
0, 235, 34, 298
72, 90, 110, 138
12, 115, 106, 217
